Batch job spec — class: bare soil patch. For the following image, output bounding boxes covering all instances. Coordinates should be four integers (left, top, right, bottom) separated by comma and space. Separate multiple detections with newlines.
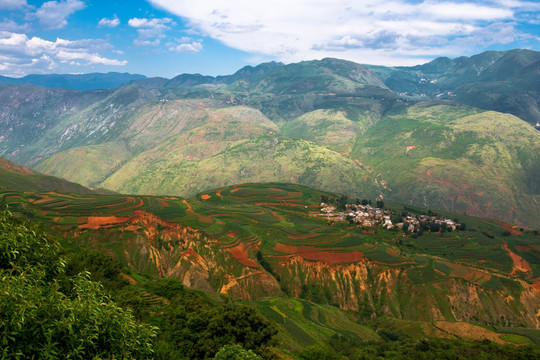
159, 199, 169, 207
271, 211, 285, 221
503, 241, 532, 275
274, 243, 319, 254
273, 243, 364, 263
495, 220, 521, 235
299, 250, 364, 263
227, 242, 259, 267
79, 216, 130, 230
182, 200, 213, 224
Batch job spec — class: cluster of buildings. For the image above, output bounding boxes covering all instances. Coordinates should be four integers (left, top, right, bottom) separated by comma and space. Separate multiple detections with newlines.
320, 203, 392, 227
319, 202, 460, 233
399, 214, 460, 232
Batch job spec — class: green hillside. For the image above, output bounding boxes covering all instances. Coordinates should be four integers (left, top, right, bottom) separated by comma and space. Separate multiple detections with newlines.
368, 49, 540, 126
101, 135, 385, 199
351, 102, 540, 228
0, 157, 93, 194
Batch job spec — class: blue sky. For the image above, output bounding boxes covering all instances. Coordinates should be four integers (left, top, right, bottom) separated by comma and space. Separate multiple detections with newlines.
0, 0, 539, 78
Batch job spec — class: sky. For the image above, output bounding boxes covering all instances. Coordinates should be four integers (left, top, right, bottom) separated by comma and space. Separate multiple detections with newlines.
0, 0, 539, 78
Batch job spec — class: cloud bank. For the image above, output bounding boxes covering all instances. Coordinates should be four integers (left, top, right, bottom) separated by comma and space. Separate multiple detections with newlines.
149, 0, 540, 65
128, 17, 175, 46
0, 31, 127, 76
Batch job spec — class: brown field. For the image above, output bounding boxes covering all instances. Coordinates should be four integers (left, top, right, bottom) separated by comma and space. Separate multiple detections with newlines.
495, 220, 522, 235
79, 216, 130, 230
271, 211, 285, 221
31, 195, 55, 205
298, 251, 364, 263
182, 200, 214, 224
274, 243, 320, 254
200, 194, 211, 200
159, 199, 169, 207
273, 243, 364, 263
503, 241, 532, 274
227, 242, 259, 267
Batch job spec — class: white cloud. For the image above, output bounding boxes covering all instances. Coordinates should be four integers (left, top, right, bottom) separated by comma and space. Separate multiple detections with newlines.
128, 17, 174, 47
98, 15, 120, 28
149, 0, 535, 65
0, 0, 27, 10
36, 0, 85, 30
167, 37, 202, 52
0, 19, 29, 32
128, 17, 172, 28
134, 38, 161, 47
0, 31, 127, 76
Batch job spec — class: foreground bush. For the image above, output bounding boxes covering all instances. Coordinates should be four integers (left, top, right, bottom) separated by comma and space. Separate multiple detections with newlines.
0, 211, 156, 359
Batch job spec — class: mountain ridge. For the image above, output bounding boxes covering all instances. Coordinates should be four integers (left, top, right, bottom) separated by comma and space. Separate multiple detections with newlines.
0, 72, 146, 91
0, 156, 94, 193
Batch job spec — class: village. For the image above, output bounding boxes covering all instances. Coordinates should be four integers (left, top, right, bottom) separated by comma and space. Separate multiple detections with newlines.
319, 201, 461, 233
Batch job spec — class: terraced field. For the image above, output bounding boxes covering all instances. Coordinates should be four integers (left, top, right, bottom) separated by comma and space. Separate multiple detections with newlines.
1, 182, 539, 332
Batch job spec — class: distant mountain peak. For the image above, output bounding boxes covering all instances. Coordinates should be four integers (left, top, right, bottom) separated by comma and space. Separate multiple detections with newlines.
0, 72, 146, 91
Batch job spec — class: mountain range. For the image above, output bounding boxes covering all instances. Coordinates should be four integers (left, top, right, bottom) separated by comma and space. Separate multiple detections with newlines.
1, 49, 539, 356
0, 49, 538, 229
0, 72, 146, 91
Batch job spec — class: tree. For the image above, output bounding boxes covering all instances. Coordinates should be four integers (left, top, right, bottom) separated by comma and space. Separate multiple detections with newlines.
298, 344, 340, 360
336, 195, 348, 211
376, 200, 384, 208
162, 299, 278, 359
214, 344, 262, 360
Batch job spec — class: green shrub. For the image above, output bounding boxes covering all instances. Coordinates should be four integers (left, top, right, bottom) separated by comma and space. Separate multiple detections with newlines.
0, 211, 156, 359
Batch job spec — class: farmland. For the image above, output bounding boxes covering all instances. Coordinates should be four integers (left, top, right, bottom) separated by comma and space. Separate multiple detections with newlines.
1, 182, 538, 334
